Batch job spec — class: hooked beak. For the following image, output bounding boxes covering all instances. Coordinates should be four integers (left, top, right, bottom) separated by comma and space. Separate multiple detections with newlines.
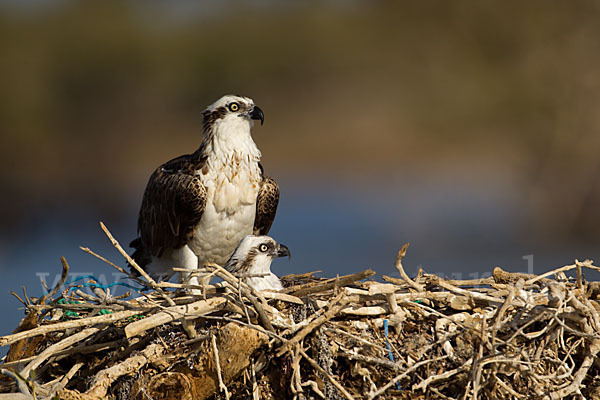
249, 105, 264, 125
277, 244, 291, 259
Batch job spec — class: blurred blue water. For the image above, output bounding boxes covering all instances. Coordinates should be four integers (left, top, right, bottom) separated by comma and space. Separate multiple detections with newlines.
1, 174, 597, 345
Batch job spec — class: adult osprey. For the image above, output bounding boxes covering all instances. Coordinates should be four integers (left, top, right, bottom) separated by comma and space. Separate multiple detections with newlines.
225, 235, 290, 291
129, 95, 279, 289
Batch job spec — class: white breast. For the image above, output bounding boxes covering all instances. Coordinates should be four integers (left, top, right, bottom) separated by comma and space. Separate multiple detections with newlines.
188, 119, 263, 267
246, 273, 284, 291
190, 185, 258, 266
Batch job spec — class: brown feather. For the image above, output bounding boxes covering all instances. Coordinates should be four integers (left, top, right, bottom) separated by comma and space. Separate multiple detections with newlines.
231, 249, 258, 274
134, 152, 207, 264
201, 106, 227, 136
253, 171, 280, 236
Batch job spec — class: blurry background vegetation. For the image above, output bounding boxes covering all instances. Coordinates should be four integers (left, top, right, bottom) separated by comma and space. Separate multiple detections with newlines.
1, 0, 599, 332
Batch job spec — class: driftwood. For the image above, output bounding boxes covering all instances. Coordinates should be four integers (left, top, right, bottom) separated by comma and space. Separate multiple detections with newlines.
1, 227, 600, 399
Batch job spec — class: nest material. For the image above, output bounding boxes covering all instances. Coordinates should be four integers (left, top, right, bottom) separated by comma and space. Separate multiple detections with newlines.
2, 229, 600, 399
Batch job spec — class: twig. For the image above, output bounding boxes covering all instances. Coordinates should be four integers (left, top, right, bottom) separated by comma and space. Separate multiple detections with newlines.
394, 243, 424, 292
0, 369, 33, 398
251, 359, 259, 400
324, 326, 388, 352
21, 327, 100, 377
435, 277, 509, 306
492, 267, 553, 286
207, 263, 276, 333
336, 349, 402, 371
238, 281, 252, 324
546, 320, 600, 398
80, 246, 130, 276
432, 276, 495, 287
202, 315, 286, 343
291, 344, 303, 396
277, 292, 349, 356
21, 286, 32, 306
470, 314, 487, 399
281, 270, 322, 280
2, 339, 124, 369
340, 304, 389, 316
367, 356, 446, 399
302, 380, 325, 398
211, 334, 230, 400
0, 309, 143, 347
413, 359, 472, 392
0, 394, 32, 400
124, 297, 227, 338
48, 362, 83, 395
86, 343, 166, 398
9, 291, 27, 307
494, 373, 525, 398
284, 269, 375, 297
300, 348, 355, 400
182, 334, 210, 346
490, 286, 515, 347
525, 260, 591, 286
260, 291, 304, 304
38, 257, 70, 304
99, 222, 176, 307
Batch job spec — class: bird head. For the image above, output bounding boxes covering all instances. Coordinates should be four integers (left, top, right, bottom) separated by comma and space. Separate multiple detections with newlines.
226, 235, 290, 275
202, 94, 264, 134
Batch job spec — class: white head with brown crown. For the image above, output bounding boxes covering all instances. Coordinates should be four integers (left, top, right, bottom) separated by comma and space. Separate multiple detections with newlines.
225, 235, 290, 291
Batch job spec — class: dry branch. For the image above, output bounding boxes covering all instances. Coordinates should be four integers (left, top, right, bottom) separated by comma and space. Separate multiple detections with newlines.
300, 349, 355, 400
100, 222, 177, 308
394, 243, 424, 291
276, 292, 350, 356
88, 343, 165, 399
124, 297, 227, 338
21, 327, 100, 377
284, 269, 375, 297
0, 309, 143, 347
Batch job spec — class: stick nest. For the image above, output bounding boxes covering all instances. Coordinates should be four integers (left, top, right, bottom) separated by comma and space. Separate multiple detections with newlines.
2, 235, 600, 400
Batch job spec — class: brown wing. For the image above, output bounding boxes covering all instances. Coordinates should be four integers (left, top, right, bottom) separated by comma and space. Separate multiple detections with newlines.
137, 153, 207, 258
253, 172, 279, 235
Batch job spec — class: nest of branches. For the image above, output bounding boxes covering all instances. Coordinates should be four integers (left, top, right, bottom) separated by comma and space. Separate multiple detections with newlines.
1, 225, 600, 399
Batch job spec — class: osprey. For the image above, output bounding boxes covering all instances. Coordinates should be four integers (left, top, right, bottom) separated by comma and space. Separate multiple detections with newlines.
129, 95, 279, 289
225, 235, 290, 291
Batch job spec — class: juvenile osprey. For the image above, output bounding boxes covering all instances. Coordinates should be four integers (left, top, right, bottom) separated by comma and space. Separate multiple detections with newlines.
225, 235, 290, 291
129, 95, 279, 289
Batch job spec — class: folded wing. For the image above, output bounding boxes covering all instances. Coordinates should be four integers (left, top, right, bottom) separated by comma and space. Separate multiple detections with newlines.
253, 172, 279, 236
137, 154, 207, 259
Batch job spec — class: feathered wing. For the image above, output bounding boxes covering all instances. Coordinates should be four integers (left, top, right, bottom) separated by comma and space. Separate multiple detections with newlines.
131, 153, 207, 267
253, 171, 280, 236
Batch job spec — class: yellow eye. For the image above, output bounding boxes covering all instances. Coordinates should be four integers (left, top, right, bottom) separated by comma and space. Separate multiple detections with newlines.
259, 244, 268, 253
228, 102, 239, 112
